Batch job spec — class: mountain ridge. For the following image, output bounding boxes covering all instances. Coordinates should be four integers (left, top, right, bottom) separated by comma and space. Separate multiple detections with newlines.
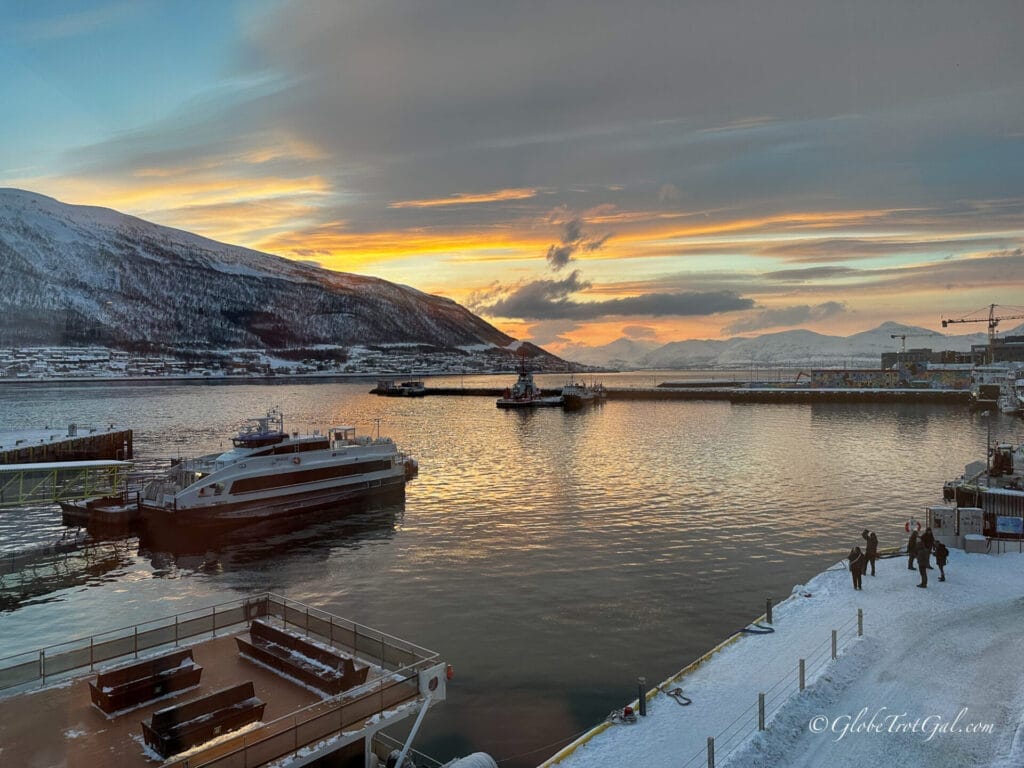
0, 188, 571, 366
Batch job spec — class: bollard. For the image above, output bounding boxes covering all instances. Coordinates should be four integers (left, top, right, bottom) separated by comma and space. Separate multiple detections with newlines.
858, 608, 863, 637
707, 736, 715, 768
638, 676, 647, 716
758, 692, 765, 731
799, 658, 805, 691
766, 597, 773, 624
831, 629, 837, 660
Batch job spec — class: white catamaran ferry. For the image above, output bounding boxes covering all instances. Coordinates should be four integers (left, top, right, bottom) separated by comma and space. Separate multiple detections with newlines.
140, 409, 416, 531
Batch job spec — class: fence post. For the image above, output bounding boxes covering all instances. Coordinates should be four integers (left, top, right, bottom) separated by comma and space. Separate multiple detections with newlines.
858, 608, 863, 637
134, 626, 139, 659
39, 650, 45, 684
707, 736, 715, 768
90, 637, 94, 671
175, 615, 179, 647
305, 608, 310, 637
758, 692, 765, 730
766, 598, 773, 624
799, 659, 805, 691
831, 629, 837, 660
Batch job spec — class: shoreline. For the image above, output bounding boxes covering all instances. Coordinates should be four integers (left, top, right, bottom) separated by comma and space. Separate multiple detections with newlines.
543, 548, 1024, 768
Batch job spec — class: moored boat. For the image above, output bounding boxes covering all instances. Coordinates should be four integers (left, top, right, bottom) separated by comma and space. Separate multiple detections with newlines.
373, 379, 427, 397
560, 377, 604, 410
496, 357, 563, 408
942, 442, 1024, 520
139, 409, 415, 532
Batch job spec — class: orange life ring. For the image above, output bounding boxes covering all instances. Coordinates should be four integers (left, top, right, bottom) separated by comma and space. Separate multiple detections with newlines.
293, 456, 301, 465
905, 519, 921, 533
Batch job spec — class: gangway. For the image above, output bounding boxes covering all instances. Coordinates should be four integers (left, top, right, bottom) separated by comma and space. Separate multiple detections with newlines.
0, 460, 131, 508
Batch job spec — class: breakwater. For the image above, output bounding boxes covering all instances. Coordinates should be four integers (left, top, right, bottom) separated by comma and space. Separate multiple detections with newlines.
391, 386, 970, 404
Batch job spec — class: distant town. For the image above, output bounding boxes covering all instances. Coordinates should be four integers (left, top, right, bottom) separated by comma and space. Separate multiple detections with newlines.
0, 344, 573, 381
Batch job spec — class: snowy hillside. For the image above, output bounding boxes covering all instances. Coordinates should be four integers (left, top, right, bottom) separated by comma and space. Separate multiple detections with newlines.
582, 321, 991, 369
0, 188, 528, 357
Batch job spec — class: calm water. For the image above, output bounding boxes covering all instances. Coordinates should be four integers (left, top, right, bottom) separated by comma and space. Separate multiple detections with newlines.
0, 374, 1019, 766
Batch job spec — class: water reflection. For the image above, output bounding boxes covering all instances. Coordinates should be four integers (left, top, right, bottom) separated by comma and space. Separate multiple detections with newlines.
140, 503, 401, 574
0, 535, 136, 612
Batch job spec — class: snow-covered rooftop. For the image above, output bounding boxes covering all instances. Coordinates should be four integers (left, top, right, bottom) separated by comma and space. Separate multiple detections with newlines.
545, 548, 1024, 768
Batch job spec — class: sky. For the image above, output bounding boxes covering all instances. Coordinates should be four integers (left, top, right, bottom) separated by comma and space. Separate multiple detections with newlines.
2, 0, 1024, 354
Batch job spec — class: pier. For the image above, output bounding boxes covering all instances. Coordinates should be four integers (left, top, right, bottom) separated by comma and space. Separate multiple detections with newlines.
0, 425, 133, 464
383, 386, 971, 404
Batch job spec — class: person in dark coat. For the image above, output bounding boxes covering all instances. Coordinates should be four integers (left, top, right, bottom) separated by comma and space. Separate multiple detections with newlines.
920, 526, 935, 569
907, 529, 919, 570
848, 546, 865, 590
861, 529, 879, 576
935, 541, 949, 581
915, 539, 930, 588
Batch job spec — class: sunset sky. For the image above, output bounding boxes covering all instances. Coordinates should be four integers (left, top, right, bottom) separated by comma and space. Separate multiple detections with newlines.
3, 1, 1023, 354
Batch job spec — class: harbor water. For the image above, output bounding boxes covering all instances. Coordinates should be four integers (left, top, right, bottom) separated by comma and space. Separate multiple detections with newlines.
0, 374, 1019, 766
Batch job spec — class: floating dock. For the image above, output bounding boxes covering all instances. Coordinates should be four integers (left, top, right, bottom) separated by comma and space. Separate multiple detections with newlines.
0, 425, 133, 464
0, 593, 448, 768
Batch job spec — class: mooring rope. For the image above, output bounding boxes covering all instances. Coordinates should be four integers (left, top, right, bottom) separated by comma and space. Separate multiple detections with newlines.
662, 686, 693, 706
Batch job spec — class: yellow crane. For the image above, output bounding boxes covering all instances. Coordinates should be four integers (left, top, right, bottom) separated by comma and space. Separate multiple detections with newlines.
941, 304, 1024, 364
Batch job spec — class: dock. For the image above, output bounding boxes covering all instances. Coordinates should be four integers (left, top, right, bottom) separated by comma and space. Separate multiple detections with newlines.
0, 424, 133, 464
0, 593, 448, 768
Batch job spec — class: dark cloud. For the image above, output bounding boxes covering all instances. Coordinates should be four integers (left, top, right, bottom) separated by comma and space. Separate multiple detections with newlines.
477, 271, 754, 320
722, 301, 848, 334
544, 215, 612, 270
546, 244, 576, 270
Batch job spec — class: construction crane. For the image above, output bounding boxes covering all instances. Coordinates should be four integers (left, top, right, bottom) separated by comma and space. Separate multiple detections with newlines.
941, 304, 1024, 364
889, 333, 938, 356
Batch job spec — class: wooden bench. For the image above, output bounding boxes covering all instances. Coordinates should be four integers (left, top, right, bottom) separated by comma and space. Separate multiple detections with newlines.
89, 649, 202, 715
141, 681, 265, 758
235, 619, 369, 696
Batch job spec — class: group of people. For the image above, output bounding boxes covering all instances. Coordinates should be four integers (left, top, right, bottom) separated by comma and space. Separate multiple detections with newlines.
847, 529, 878, 590
846, 526, 950, 589
907, 526, 949, 588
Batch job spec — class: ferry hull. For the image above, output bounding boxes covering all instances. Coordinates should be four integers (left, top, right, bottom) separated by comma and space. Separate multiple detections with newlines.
141, 475, 406, 535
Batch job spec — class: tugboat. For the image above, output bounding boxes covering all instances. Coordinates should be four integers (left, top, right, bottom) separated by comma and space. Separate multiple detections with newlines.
139, 409, 416, 533
496, 355, 563, 409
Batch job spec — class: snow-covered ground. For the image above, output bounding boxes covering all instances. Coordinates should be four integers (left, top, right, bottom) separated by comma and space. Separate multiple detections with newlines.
545, 548, 1024, 768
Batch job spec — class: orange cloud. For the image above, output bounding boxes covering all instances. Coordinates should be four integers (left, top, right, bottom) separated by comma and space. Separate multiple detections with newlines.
388, 188, 539, 208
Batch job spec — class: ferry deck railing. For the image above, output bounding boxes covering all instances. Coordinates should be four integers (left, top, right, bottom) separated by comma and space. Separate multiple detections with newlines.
0, 593, 441, 767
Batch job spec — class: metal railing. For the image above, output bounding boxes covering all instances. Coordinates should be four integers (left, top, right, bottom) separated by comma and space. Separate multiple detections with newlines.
682, 609, 863, 768
0, 461, 131, 507
0, 593, 437, 693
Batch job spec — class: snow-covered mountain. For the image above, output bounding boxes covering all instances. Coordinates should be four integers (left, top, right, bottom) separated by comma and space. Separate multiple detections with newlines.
0, 189, 558, 363
581, 321, 994, 369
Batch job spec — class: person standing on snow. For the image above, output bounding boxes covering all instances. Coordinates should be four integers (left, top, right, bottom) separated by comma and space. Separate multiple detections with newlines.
935, 540, 949, 582
861, 529, 879, 576
907, 529, 919, 570
848, 545, 865, 590
915, 539, 930, 588
920, 526, 935, 569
